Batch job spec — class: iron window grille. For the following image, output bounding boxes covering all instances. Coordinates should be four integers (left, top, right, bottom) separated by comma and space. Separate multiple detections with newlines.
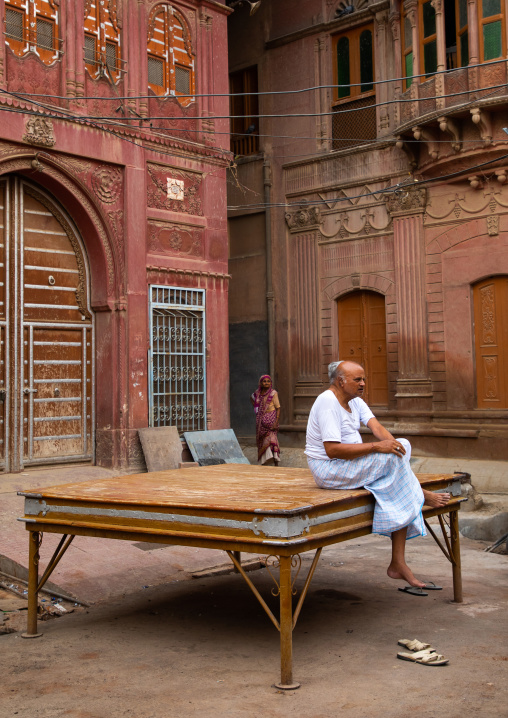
149, 286, 207, 435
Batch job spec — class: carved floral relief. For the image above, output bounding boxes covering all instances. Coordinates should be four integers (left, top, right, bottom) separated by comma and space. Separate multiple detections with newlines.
148, 221, 204, 258
91, 166, 123, 204
147, 163, 203, 215
425, 182, 508, 224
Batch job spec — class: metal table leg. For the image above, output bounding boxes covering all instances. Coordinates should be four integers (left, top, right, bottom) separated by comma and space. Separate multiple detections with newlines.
275, 555, 300, 690
21, 531, 42, 638
450, 509, 463, 603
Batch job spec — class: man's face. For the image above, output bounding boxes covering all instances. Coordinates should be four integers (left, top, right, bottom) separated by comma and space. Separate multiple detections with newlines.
339, 364, 366, 399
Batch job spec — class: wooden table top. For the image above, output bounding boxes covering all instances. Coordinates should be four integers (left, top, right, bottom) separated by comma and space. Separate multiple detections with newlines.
19, 464, 464, 516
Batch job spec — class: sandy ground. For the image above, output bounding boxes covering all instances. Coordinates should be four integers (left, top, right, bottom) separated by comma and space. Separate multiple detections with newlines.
2, 532, 507, 718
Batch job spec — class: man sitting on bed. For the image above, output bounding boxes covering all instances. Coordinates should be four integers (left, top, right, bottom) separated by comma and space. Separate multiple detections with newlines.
305, 360, 450, 591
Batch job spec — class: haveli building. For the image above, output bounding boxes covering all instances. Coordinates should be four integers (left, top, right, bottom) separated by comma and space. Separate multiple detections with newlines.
0, 0, 231, 473
228, 0, 508, 461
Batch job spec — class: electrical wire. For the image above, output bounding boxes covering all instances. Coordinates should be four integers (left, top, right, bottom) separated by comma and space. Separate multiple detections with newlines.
0, 75, 506, 211
227, 149, 508, 211
2, 78, 506, 136
5, 56, 508, 101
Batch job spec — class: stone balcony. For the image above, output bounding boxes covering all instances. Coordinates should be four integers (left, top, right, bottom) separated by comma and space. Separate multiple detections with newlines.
393, 62, 508, 173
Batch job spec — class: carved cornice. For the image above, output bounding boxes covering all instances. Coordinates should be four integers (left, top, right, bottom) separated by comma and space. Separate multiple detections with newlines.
147, 266, 230, 281
385, 186, 427, 215
0, 97, 232, 167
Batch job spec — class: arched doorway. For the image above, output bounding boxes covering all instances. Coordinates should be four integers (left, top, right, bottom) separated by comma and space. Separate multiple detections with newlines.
337, 290, 388, 406
473, 276, 508, 409
0, 176, 94, 472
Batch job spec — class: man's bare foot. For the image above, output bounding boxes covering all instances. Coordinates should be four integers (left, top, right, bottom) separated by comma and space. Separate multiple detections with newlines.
387, 562, 425, 588
423, 489, 450, 508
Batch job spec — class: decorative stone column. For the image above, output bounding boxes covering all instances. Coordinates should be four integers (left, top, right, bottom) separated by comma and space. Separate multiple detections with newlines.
404, 0, 420, 87
284, 208, 322, 423
0, 1, 5, 88
431, 0, 446, 108
375, 11, 390, 131
386, 187, 433, 410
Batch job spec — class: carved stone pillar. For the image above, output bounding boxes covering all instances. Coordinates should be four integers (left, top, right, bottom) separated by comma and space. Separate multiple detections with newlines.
431, 0, 446, 108
284, 211, 322, 422
386, 188, 433, 410
74, 0, 85, 103
389, 11, 402, 127
404, 0, 420, 86
198, 10, 214, 144
467, 0, 479, 65
0, 1, 6, 88
314, 37, 329, 150
375, 11, 389, 131
137, 0, 149, 118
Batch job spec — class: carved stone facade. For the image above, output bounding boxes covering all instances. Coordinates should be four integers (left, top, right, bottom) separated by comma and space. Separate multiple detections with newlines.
228, 0, 508, 461
0, 0, 232, 472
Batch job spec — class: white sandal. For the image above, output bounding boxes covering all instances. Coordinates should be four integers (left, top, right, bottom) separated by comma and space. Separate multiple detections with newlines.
397, 638, 434, 652
397, 649, 449, 666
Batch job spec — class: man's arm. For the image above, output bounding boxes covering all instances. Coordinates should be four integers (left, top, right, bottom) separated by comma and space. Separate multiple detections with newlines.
324, 416, 407, 460
323, 441, 376, 460
366, 417, 395, 442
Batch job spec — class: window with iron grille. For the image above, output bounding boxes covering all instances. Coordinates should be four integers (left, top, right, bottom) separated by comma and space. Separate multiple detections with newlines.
105, 41, 117, 74
148, 55, 164, 87
175, 65, 191, 95
5, 1, 60, 63
84, 0, 122, 82
5, 7, 23, 42
84, 34, 96, 66
229, 65, 259, 156
36, 17, 54, 52
332, 25, 376, 150
147, 4, 195, 104
149, 286, 206, 435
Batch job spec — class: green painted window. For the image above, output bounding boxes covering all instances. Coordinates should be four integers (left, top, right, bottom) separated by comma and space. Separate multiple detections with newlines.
424, 39, 437, 75
460, 32, 469, 66
422, 1, 436, 37
360, 30, 373, 92
404, 15, 412, 49
337, 36, 350, 99
483, 19, 502, 59
483, 0, 501, 18
458, 0, 468, 28
405, 52, 413, 88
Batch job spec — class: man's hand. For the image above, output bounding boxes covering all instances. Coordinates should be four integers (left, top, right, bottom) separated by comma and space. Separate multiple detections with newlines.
373, 439, 406, 457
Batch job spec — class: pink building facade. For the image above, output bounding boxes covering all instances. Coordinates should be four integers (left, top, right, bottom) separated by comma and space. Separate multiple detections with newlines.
228, 0, 508, 464
0, 0, 231, 473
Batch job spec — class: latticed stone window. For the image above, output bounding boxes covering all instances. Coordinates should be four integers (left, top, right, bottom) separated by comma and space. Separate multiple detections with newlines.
147, 4, 195, 105
84, 0, 122, 83
332, 25, 376, 151
5, 0, 60, 65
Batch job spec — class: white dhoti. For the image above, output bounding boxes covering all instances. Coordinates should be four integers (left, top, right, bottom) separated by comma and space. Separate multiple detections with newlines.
307, 439, 425, 539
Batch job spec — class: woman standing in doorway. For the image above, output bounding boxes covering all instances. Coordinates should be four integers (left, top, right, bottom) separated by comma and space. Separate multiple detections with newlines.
250, 375, 281, 466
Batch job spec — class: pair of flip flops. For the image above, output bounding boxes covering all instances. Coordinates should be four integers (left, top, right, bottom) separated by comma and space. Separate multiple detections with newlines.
398, 581, 442, 596
397, 638, 449, 666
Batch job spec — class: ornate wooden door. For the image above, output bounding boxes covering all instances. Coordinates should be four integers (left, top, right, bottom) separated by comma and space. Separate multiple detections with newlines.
0, 176, 94, 472
338, 291, 388, 406
474, 276, 508, 409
